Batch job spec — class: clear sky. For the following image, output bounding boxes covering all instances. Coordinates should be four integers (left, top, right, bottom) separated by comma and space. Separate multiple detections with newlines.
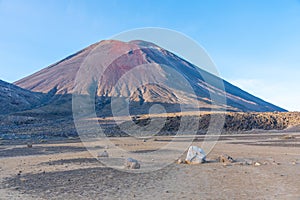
0, 0, 299, 111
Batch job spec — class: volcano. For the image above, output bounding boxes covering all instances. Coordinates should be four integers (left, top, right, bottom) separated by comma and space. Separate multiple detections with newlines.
14, 40, 286, 113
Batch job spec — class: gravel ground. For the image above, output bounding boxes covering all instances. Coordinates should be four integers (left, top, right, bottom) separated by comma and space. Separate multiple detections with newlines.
0, 133, 299, 199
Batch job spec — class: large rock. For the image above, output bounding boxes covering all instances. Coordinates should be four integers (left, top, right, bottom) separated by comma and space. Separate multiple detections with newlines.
185, 146, 206, 164
125, 158, 140, 169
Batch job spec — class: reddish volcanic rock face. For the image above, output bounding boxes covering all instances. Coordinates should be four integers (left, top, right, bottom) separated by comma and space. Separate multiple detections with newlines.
99, 48, 150, 96
14, 40, 286, 112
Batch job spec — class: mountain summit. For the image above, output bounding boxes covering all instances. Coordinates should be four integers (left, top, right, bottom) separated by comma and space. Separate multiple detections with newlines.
15, 40, 286, 112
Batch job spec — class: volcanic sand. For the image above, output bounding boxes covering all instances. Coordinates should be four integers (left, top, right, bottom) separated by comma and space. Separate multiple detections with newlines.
0, 132, 299, 200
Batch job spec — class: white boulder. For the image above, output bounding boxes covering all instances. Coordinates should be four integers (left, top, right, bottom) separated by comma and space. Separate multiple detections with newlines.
185, 146, 206, 164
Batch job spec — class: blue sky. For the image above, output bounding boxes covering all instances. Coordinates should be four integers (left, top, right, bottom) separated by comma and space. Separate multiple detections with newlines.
0, 0, 299, 111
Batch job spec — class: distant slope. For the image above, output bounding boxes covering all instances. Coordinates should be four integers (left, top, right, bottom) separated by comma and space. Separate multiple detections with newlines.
14, 40, 287, 112
0, 80, 45, 114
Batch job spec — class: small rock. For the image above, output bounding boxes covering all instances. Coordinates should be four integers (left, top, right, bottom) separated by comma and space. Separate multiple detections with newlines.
218, 154, 235, 163
243, 159, 253, 165
275, 162, 281, 165
98, 150, 109, 158
125, 158, 140, 169
176, 158, 184, 164
254, 162, 261, 166
27, 143, 33, 148
20, 178, 27, 182
281, 134, 295, 140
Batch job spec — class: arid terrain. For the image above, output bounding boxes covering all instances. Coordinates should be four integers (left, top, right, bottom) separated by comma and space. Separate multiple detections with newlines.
1, 1, 300, 199
0, 132, 299, 200
1, 39, 299, 200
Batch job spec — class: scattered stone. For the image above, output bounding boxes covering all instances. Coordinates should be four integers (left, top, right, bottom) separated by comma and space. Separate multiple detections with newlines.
218, 154, 235, 163
272, 162, 281, 165
254, 162, 261, 166
242, 159, 253, 165
143, 139, 147, 142
185, 146, 206, 164
20, 178, 27, 182
176, 158, 184, 164
125, 158, 140, 169
27, 143, 33, 148
98, 150, 109, 158
281, 134, 295, 140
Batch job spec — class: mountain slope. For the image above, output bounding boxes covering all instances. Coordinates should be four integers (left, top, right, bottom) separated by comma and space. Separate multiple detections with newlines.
14, 40, 286, 112
0, 80, 45, 114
